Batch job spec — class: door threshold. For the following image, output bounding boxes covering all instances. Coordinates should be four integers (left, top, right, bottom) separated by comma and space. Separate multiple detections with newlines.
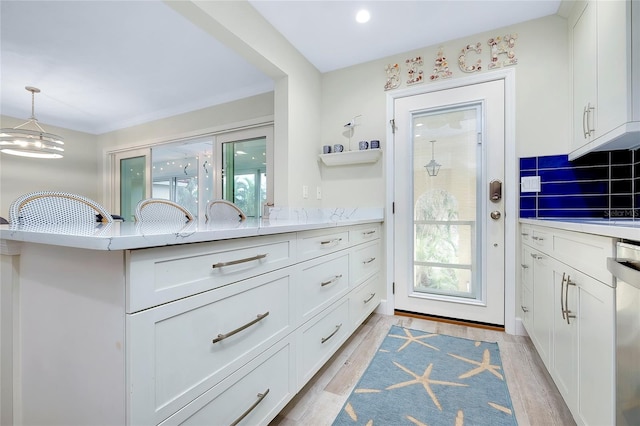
394, 309, 505, 332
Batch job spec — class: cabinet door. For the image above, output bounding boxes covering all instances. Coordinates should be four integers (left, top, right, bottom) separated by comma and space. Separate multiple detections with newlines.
551, 268, 578, 412
531, 249, 553, 367
596, 0, 630, 137
575, 271, 615, 426
571, 0, 597, 150
520, 245, 534, 330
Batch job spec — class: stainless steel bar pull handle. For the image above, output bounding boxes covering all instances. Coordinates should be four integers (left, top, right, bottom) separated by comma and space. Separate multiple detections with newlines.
320, 238, 342, 246
321, 274, 343, 287
521, 264, 529, 269
560, 273, 566, 320
564, 276, 576, 324
321, 323, 342, 344
363, 293, 376, 304
230, 388, 270, 426
521, 305, 529, 313
212, 253, 267, 269
582, 105, 589, 139
212, 312, 269, 344
362, 230, 376, 236
585, 103, 595, 137
363, 257, 376, 264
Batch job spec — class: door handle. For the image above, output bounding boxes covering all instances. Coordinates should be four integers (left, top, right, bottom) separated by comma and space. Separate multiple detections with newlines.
489, 180, 502, 202
490, 211, 501, 220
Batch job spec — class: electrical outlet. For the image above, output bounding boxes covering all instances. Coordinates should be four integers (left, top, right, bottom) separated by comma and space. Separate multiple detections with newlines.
302, 185, 309, 199
316, 186, 322, 199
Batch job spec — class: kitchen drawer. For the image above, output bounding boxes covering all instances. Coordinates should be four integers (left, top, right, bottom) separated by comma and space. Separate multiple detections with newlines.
126, 233, 295, 312
549, 228, 614, 285
350, 240, 381, 286
530, 227, 551, 253
349, 223, 381, 245
297, 251, 350, 323
520, 225, 533, 244
349, 273, 381, 328
521, 244, 534, 291
297, 228, 350, 261
159, 338, 295, 426
297, 298, 350, 387
127, 269, 293, 425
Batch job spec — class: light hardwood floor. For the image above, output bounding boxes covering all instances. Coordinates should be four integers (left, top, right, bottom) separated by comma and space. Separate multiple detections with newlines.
271, 313, 576, 426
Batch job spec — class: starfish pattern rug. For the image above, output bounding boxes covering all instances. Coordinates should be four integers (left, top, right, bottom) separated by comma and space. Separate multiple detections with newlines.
332, 325, 517, 426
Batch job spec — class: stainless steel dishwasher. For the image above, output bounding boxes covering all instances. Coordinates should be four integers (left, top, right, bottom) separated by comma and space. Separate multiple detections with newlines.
608, 242, 640, 426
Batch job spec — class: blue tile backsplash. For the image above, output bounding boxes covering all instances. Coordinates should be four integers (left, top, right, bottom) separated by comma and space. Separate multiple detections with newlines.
519, 149, 639, 219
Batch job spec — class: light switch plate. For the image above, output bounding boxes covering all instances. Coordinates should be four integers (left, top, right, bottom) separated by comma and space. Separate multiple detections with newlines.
521, 176, 541, 192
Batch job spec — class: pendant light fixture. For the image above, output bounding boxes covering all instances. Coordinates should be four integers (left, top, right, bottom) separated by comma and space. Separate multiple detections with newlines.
0, 86, 65, 159
424, 140, 441, 177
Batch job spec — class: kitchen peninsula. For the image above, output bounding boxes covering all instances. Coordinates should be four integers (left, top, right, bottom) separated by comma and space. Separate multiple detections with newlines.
0, 208, 384, 425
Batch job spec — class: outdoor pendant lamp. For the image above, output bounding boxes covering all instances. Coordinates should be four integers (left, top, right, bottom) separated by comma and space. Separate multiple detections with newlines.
424, 140, 441, 177
0, 86, 65, 159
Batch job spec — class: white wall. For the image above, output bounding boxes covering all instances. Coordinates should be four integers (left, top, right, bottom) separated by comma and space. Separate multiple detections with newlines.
168, 0, 324, 208
319, 14, 570, 208
0, 116, 100, 216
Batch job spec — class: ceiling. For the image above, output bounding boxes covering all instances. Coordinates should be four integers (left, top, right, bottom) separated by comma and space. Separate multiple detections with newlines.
0, 0, 562, 136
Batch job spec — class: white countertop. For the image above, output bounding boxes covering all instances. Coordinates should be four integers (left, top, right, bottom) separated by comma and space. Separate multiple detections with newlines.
520, 218, 640, 241
0, 207, 384, 251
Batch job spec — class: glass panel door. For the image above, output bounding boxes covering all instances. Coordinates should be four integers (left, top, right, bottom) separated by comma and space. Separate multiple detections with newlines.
221, 138, 267, 218
413, 106, 481, 301
393, 79, 505, 326
151, 139, 213, 219
114, 148, 150, 222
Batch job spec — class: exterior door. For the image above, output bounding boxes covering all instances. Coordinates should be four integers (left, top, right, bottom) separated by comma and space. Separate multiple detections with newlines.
394, 79, 505, 326
113, 148, 151, 222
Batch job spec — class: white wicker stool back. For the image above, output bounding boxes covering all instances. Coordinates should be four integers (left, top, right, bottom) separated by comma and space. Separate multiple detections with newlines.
205, 199, 246, 222
134, 199, 194, 222
9, 191, 113, 225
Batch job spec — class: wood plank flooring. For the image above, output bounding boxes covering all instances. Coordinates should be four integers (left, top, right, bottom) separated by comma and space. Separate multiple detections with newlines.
270, 313, 576, 426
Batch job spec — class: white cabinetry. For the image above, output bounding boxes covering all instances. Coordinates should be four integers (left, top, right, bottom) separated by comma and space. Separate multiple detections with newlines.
569, 0, 640, 159
7, 222, 382, 425
520, 224, 615, 426
127, 223, 382, 425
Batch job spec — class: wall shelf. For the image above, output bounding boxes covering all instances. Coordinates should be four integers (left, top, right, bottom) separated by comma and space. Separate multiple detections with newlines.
319, 149, 382, 166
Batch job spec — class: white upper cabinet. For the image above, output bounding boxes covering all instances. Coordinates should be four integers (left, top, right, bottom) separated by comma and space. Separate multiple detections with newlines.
569, 0, 640, 159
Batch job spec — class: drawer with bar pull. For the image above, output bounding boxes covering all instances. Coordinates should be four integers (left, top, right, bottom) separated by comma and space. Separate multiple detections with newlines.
157, 337, 294, 426
126, 233, 296, 312
297, 251, 350, 323
350, 273, 381, 328
349, 223, 381, 245
350, 240, 381, 287
296, 228, 350, 261
126, 268, 293, 425
296, 298, 349, 388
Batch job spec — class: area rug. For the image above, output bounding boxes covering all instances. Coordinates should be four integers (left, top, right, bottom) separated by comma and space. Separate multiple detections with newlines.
332, 325, 517, 426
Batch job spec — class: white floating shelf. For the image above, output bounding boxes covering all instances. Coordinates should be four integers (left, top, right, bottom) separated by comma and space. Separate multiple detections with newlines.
319, 149, 382, 166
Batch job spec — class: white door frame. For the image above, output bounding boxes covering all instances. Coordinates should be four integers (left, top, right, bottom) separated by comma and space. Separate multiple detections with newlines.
382, 68, 520, 335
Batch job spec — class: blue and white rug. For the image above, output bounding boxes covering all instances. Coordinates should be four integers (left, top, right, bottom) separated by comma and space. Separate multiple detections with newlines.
332, 325, 517, 426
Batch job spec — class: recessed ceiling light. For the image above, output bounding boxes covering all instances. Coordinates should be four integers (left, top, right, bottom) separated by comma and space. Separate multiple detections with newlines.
356, 9, 370, 23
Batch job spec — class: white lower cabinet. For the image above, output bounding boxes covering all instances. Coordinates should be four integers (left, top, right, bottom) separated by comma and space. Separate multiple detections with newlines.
297, 298, 350, 386
158, 337, 295, 426
520, 224, 615, 426
128, 223, 382, 425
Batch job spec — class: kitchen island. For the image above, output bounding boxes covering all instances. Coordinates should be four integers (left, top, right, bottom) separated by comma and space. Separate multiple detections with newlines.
0, 208, 384, 425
